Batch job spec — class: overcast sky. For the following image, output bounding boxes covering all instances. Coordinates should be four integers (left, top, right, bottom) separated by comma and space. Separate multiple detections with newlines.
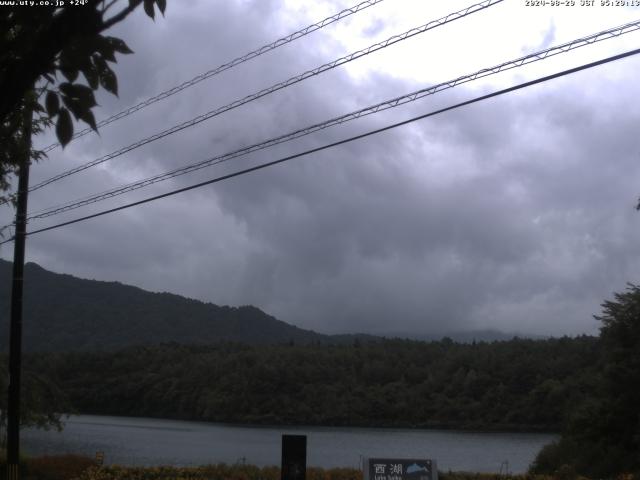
2, 0, 640, 337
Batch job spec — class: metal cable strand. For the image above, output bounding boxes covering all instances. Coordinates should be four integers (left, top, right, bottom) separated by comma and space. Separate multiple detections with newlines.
28, 0, 503, 193
39, 0, 387, 153
0, 46, 636, 245
25, 18, 640, 221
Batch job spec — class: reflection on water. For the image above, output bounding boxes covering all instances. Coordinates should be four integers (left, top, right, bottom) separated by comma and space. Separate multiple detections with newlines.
23, 415, 556, 473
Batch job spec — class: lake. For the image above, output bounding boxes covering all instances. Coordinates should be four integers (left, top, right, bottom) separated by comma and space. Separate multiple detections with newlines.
23, 415, 556, 473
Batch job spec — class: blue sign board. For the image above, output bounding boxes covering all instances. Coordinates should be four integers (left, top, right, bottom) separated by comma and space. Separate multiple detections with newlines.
366, 458, 437, 480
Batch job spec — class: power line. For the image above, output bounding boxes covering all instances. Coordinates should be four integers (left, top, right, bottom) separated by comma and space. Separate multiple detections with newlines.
24, 19, 640, 222
3, 46, 637, 245
39, 0, 388, 153
27, 0, 503, 193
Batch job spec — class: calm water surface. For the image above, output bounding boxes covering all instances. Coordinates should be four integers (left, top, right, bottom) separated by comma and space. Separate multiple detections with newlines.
23, 415, 555, 473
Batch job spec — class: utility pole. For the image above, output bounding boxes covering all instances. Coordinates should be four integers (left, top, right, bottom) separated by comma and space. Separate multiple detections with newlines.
6, 102, 32, 480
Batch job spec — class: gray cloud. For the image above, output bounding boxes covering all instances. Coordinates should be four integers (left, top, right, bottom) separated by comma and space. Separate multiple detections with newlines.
2, 1, 639, 338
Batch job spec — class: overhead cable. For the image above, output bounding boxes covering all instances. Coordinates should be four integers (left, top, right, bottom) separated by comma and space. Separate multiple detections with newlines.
1, 46, 637, 245
27, 0, 503, 193
39, 0, 388, 153
25, 19, 640, 221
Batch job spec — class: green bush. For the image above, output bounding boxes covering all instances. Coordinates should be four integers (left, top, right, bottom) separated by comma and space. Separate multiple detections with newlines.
530, 435, 640, 479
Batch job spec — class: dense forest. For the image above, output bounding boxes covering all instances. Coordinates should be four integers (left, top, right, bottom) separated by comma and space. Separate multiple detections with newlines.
21, 336, 600, 432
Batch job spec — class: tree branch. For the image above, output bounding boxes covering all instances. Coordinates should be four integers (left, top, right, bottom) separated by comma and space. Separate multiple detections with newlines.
101, 2, 140, 30
102, 0, 119, 14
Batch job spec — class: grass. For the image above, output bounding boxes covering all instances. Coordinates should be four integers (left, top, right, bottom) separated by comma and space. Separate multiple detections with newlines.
0, 455, 636, 480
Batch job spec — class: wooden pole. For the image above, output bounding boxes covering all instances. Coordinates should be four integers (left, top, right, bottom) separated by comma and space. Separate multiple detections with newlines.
6, 103, 32, 480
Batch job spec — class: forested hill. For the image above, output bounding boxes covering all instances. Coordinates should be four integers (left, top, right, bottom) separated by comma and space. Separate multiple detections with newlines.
25, 336, 600, 432
0, 259, 345, 351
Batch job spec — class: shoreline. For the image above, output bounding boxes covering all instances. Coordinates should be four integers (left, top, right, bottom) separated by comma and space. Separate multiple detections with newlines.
61, 412, 561, 435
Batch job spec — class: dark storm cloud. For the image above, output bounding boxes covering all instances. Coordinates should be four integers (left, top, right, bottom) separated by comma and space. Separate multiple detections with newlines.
205, 67, 640, 335
3, 1, 639, 337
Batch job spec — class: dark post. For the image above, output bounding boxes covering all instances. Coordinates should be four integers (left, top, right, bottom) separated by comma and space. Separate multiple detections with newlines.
6, 104, 32, 480
281, 434, 306, 480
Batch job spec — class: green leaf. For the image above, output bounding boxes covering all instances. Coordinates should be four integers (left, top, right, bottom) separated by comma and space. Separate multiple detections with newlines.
79, 108, 97, 132
99, 67, 118, 96
93, 55, 118, 97
99, 45, 116, 63
88, 34, 118, 63
32, 102, 45, 114
60, 67, 78, 83
105, 36, 134, 55
60, 84, 97, 134
59, 83, 96, 107
81, 60, 99, 89
61, 95, 81, 120
58, 82, 74, 97
56, 108, 73, 147
72, 84, 96, 104
143, 0, 155, 19
45, 91, 59, 117
92, 53, 108, 73
155, 0, 166, 15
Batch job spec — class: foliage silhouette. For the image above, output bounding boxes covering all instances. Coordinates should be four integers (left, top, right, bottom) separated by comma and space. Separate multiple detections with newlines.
0, 0, 166, 204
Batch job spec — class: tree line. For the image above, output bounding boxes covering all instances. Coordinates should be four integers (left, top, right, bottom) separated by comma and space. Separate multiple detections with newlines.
19, 335, 599, 432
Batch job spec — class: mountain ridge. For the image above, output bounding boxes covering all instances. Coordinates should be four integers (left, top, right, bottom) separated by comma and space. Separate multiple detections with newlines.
0, 259, 341, 351
1, 259, 538, 352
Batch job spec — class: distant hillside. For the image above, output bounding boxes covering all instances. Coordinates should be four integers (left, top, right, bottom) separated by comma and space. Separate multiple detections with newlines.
0, 260, 541, 352
383, 329, 546, 343
0, 259, 341, 352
